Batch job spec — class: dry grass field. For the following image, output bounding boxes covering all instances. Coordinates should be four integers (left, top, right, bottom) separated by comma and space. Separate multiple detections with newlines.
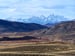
0, 32, 75, 56
0, 41, 75, 56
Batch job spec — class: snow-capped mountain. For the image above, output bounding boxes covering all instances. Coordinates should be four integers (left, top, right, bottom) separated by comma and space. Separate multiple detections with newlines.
6, 15, 72, 25
45, 15, 70, 25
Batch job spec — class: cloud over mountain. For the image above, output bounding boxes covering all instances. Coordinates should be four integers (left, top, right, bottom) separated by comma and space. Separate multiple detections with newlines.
0, 0, 75, 19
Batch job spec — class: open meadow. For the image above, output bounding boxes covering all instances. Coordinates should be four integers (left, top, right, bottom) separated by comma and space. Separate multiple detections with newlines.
0, 41, 75, 56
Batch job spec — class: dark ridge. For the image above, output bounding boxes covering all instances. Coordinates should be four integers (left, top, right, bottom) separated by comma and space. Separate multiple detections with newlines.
0, 36, 37, 41
0, 19, 48, 32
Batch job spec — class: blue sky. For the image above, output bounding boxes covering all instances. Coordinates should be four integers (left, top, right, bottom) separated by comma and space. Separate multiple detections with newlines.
0, 0, 75, 20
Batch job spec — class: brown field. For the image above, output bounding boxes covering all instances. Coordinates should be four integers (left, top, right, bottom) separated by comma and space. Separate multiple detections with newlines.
0, 32, 75, 56
0, 41, 75, 56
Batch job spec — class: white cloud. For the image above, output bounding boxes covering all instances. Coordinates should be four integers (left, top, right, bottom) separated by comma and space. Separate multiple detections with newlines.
0, 0, 75, 19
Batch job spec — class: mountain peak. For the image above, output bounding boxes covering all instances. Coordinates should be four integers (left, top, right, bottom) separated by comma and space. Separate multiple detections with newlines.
3, 14, 73, 25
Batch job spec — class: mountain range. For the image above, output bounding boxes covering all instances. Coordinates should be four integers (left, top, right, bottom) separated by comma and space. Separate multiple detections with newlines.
6, 15, 72, 25
0, 18, 75, 43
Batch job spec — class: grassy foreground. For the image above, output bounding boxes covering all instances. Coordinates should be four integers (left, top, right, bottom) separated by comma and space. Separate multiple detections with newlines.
0, 42, 75, 56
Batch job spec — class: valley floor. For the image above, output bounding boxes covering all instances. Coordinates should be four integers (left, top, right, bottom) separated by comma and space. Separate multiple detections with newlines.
0, 41, 75, 56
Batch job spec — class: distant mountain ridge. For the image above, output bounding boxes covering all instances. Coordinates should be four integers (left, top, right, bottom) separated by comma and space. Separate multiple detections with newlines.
0, 19, 75, 43
5, 15, 72, 25
0, 19, 48, 32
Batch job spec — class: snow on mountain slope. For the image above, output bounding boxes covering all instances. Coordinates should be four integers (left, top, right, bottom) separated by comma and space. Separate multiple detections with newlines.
5, 15, 72, 25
